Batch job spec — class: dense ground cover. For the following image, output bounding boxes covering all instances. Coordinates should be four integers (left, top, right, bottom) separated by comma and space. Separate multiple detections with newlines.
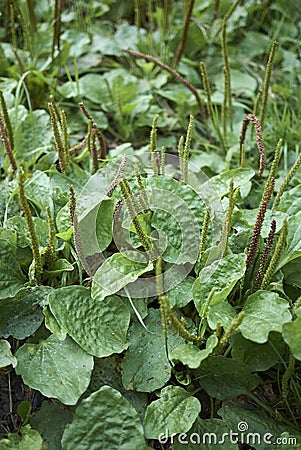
0, 1, 301, 448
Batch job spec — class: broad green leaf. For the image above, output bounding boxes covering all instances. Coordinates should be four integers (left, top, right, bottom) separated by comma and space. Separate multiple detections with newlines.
0, 226, 17, 248
87, 356, 148, 421
44, 259, 74, 275
61, 386, 146, 450
56, 203, 72, 234
214, 69, 257, 96
239, 291, 291, 343
61, 30, 90, 57
204, 168, 255, 198
190, 152, 227, 174
0, 183, 19, 224
196, 356, 260, 399
283, 312, 301, 361
92, 254, 153, 300
218, 403, 301, 449
49, 286, 130, 357
58, 80, 78, 98
149, 176, 204, 264
0, 339, 17, 368
78, 74, 111, 104
14, 110, 53, 163
238, 31, 273, 57
166, 276, 194, 308
282, 258, 301, 289
122, 309, 182, 392
275, 185, 301, 216
43, 306, 67, 340
231, 332, 285, 371
193, 254, 246, 313
91, 23, 139, 56
30, 401, 73, 450
6, 216, 49, 249
169, 335, 218, 369
0, 425, 43, 450
95, 198, 115, 251
276, 216, 301, 269
0, 287, 49, 339
207, 301, 237, 330
24, 170, 53, 210
49, 163, 90, 197
0, 239, 26, 299
123, 210, 153, 249
15, 334, 93, 405
157, 84, 195, 104
113, 75, 146, 106
172, 417, 238, 450
239, 209, 287, 239
115, 23, 140, 52
143, 385, 201, 439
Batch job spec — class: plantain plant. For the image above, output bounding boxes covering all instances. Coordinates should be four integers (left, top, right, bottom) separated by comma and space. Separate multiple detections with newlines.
0, 1, 300, 449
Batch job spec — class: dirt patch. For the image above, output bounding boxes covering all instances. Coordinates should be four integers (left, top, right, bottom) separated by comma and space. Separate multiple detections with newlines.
0, 369, 44, 438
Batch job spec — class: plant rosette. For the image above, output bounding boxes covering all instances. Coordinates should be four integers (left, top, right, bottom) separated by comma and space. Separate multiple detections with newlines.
75, 152, 225, 301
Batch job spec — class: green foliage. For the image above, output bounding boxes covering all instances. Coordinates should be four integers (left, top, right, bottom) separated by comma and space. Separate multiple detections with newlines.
144, 385, 201, 439
49, 286, 130, 357
0, 1, 301, 448
61, 386, 146, 450
15, 335, 94, 405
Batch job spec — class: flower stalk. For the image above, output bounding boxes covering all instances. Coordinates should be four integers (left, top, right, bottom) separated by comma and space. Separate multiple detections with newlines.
261, 217, 288, 289
45, 206, 56, 263
18, 168, 42, 283
240, 114, 265, 176
253, 219, 276, 292
245, 177, 275, 271
273, 151, 301, 211
156, 258, 200, 344
0, 90, 14, 150
215, 311, 245, 355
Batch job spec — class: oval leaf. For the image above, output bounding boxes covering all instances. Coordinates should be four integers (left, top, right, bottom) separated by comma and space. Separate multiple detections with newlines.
49, 286, 130, 357
122, 309, 182, 392
92, 254, 153, 300
144, 385, 201, 439
0, 239, 26, 299
282, 309, 301, 361
0, 287, 49, 339
15, 334, 93, 405
62, 386, 146, 450
193, 253, 246, 313
239, 291, 292, 343
169, 335, 218, 369
196, 356, 260, 400
0, 340, 17, 368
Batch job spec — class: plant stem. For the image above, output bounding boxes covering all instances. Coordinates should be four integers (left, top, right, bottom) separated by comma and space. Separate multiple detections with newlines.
0, 90, 14, 150
0, 114, 17, 174
239, 114, 265, 176
123, 49, 205, 118
182, 114, 194, 183
173, 0, 195, 66
200, 61, 226, 153
261, 217, 288, 289
260, 41, 278, 130
18, 168, 42, 283
253, 219, 276, 292
221, 20, 232, 133
273, 150, 301, 210
245, 177, 275, 271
